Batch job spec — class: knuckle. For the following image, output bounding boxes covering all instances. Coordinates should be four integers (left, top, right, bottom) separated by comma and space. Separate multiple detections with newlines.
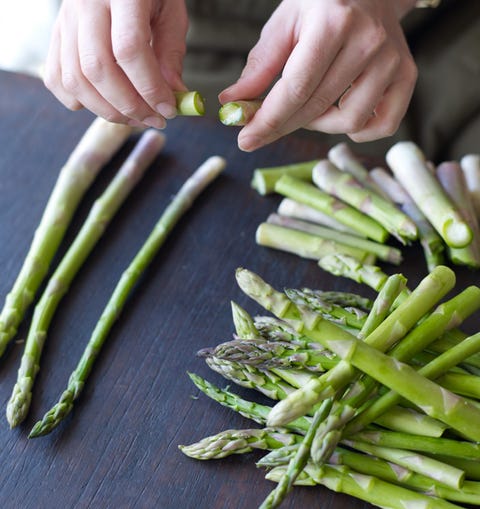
368, 25, 387, 52
113, 30, 146, 64
286, 74, 315, 106
344, 114, 368, 134
61, 70, 81, 94
103, 111, 126, 124
79, 53, 105, 82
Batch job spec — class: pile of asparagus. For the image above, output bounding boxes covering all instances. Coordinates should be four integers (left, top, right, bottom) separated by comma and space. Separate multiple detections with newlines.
0, 92, 227, 436
251, 141, 480, 274
180, 265, 480, 508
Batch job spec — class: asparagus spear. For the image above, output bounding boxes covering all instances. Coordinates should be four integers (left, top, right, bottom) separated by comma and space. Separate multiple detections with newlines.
277, 198, 364, 236
370, 166, 445, 271
255, 222, 376, 264
386, 141, 472, 248
274, 175, 389, 242
218, 100, 262, 126
318, 254, 392, 293
259, 399, 333, 509
436, 160, 480, 268
266, 213, 402, 264
266, 464, 462, 509
251, 161, 319, 196
460, 154, 480, 218
0, 117, 133, 357
7, 129, 165, 429
231, 301, 260, 339
312, 159, 418, 243
174, 91, 205, 116
29, 155, 226, 437
327, 142, 390, 199
179, 428, 302, 460
236, 266, 454, 427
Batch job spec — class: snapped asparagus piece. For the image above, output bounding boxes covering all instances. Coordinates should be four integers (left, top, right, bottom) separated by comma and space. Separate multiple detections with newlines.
460, 154, 480, 218
267, 213, 402, 264
0, 117, 133, 357
327, 142, 390, 199
277, 198, 364, 236
312, 159, 418, 244
436, 160, 480, 268
218, 100, 262, 126
29, 155, 226, 437
344, 330, 480, 437
266, 463, 462, 509
274, 175, 388, 242
236, 266, 454, 427
179, 428, 302, 460
174, 91, 205, 115
251, 160, 319, 196
258, 399, 333, 509
386, 141, 472, 248
370, 166, 445, 271
7, 129, 165, 429
255, 222, 376, 264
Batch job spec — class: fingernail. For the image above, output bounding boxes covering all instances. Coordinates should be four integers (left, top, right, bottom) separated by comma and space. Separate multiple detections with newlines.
156, 102, 177, 119
143, 116, 166, 130
238, 135, 261, 152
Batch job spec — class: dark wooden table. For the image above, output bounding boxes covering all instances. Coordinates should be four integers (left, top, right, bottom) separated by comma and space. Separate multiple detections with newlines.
0, 70, 477, 509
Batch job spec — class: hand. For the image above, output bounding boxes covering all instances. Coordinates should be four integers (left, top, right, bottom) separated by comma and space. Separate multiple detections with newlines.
43, 0, 188, 129
219, 0, 418, 151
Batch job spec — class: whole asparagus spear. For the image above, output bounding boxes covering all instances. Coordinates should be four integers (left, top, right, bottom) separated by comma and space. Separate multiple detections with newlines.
29, 155, 226, 437
0, 118, 133, 357
6, 129, 165, 428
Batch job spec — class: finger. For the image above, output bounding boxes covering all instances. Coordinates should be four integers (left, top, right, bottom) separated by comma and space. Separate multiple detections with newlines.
59, 7, 133, 125
110, 0, 177, 119
43, 19, 83, 110
305, 46, 403, 134
238, 28, 374, 151
77, 2, 163, 126
347, 69, 416, 143
151, 1, 188, 91
218, 5, 294, 104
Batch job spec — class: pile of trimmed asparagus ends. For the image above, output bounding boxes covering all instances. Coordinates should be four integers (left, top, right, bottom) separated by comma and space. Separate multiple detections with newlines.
251, 141, 480, 275
181, 265, 480, 508
0, 92, 227, 436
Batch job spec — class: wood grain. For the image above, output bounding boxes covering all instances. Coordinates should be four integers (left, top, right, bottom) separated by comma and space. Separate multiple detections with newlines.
0, 70, 476, 509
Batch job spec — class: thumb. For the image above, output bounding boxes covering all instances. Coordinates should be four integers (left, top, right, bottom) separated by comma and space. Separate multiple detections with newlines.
219, 10, 294, 103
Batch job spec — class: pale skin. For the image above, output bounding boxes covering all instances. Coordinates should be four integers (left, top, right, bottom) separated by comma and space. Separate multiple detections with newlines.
43, 0, 418, 150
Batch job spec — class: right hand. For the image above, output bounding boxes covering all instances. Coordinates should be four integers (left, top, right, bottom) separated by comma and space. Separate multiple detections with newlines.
43, 0, 188, 129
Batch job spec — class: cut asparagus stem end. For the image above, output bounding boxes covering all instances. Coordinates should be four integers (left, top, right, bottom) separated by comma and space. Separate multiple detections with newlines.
219, 100, 262, 126
443, 219, 473, 249
175, 91, 205, 116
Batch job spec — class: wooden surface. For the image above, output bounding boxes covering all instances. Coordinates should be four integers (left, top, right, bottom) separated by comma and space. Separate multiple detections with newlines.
0, 70, 477, 509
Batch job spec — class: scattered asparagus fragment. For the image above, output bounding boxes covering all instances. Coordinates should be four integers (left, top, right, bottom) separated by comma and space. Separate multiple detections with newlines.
274, 175, 388, 242
218, 100, 262, 126
386, 141, 472, 248
277, 198, 364, 236
0, 117, 133, 357
266, 214, 402, 264
436, 160, 480, 268
174, 91, 205, 115
251, 161, 319, 195
255, 222, 376, 264
370, 166, 445, 271
312, 160, 418, 243
28, 155, 226, 437
7, 129, 165, 429
460, 154, 480, 217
